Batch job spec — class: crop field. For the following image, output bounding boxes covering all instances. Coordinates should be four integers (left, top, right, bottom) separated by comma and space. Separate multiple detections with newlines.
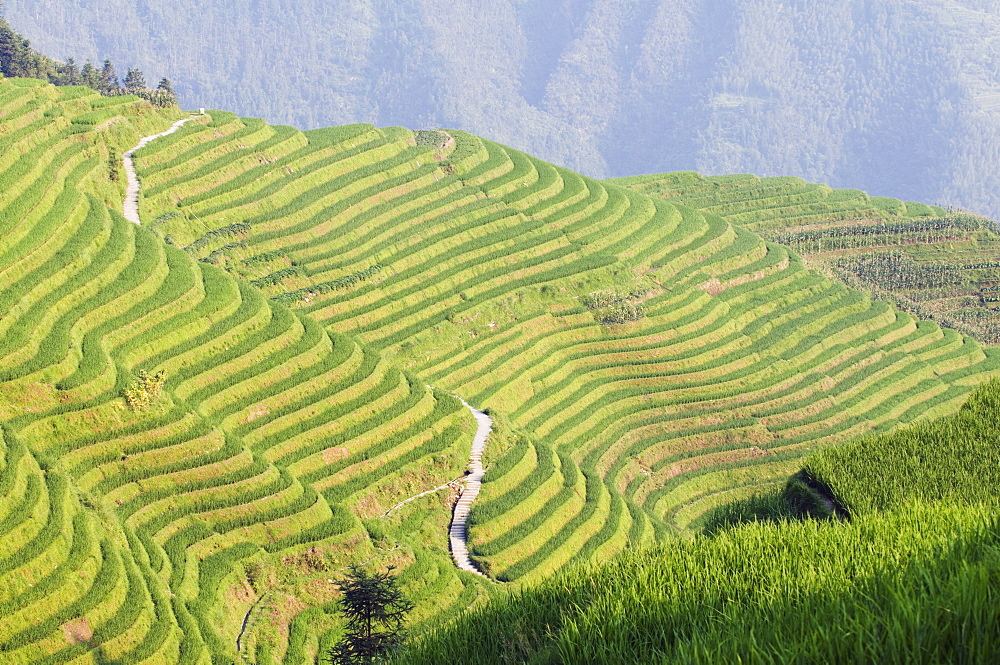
613, 171, 1000, 344
3, 76, 999, 665
0, 81, 494, 665
136, 110, 1000, 590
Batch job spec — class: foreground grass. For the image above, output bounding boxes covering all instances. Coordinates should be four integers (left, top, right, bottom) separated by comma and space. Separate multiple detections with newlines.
395, 501, 999, 665
802, 379, 1000, 515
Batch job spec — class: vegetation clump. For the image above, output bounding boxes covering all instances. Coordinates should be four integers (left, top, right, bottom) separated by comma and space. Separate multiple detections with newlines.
122, 369, 166, 410
0, 19, 177, 106
413, 130, 448, 148
599, 302, 644, 325
581, 289, 647, 324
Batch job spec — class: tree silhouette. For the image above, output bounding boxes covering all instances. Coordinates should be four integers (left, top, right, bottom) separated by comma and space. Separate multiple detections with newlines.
328, 566, 413, 665
81, 60, 99, 88
98, 58, 119, 94
123, 67, 146, 92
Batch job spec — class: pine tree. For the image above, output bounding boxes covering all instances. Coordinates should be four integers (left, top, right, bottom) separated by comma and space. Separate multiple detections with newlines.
58, 56, 79, 85
123, 67, 145, 92
328, 566, 413, 665
80, 60, 99, 88
157, 77, 174, 94
99, 58, 119, 94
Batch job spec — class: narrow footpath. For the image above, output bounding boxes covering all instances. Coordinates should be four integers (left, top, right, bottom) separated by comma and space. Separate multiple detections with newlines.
449, 400, 493, 576
123, 116, 196, 224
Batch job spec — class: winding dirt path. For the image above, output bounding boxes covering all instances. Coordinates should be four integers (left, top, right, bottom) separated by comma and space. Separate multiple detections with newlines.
123, 116, 196, 224
449, 399, 492, 577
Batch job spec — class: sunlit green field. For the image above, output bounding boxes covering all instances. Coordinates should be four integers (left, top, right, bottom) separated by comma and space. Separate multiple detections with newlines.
0, 75, 998, 665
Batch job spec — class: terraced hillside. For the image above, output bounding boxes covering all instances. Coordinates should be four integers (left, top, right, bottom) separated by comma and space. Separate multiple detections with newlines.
138, 113, 1000, 584
0, 79, 493, 665
613, 171, 1000, 344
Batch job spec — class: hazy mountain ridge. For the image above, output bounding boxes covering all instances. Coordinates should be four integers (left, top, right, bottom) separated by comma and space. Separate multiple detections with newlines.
7, 0, 1000, 218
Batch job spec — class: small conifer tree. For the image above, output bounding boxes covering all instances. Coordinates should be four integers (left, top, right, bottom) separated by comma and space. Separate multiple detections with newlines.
328, 566, 413, 664
108, 148, 119, 181
81, 60, 99, 88
60, 56, 79, 85
123, 67, 145, 92
99, 58, 119, 93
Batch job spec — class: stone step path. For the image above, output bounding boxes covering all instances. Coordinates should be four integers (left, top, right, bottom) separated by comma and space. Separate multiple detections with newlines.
123, 116, 197, 224
449, 399, 493, 577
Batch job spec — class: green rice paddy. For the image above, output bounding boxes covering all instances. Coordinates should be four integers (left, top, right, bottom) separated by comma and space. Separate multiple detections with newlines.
0, 77, 997, 664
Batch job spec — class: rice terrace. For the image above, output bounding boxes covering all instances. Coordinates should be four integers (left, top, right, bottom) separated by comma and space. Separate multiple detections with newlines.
0, 27, 999, 665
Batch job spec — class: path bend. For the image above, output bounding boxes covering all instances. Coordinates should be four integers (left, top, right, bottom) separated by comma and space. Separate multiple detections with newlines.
123, 116, 196, 224
449, 399, 492, 577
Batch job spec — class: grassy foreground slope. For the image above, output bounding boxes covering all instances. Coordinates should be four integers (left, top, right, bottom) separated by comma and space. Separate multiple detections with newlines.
613, 171, 1000, 344
396, 502, 1000, 665
397, 380, 1000, 665
0, 79, 492, 665
800, 379, 1000, 517
139, 114, 1000, 582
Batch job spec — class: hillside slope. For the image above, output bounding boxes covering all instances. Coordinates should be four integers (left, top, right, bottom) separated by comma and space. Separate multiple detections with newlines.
0, 79, 490, 665
138, 111, 1000, 583
612, 171, 1000, 344
3, 76, 1000, 664
6, 0, 1000, 219
396, 381, 1000, 664
395, 501, 1000, 665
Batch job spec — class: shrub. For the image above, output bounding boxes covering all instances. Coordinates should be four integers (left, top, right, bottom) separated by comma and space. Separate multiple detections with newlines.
123, 370, 166, 411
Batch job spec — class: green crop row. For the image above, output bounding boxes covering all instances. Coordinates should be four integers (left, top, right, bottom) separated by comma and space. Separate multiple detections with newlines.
0, 193, 107, 381
284, 373, 437, 475
322, 424, 464, 504
143, 124, 300, 199
182, 130, 403, 218
71, 105, 138, 126
220, 145, 431, 242
139, 116, 267, 178
272, 264, 382, 304
58, 241, 195, 390
299, 199, 515, 296
4, 206, 137, 381
242, 160, 443, 263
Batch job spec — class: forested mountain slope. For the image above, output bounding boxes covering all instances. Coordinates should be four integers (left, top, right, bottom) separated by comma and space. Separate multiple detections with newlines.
6, 0, 1000, 220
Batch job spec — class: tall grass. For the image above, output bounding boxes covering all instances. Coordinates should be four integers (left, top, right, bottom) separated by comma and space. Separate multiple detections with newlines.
397, 502, 1000, 665
803, 379, 1000, 515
